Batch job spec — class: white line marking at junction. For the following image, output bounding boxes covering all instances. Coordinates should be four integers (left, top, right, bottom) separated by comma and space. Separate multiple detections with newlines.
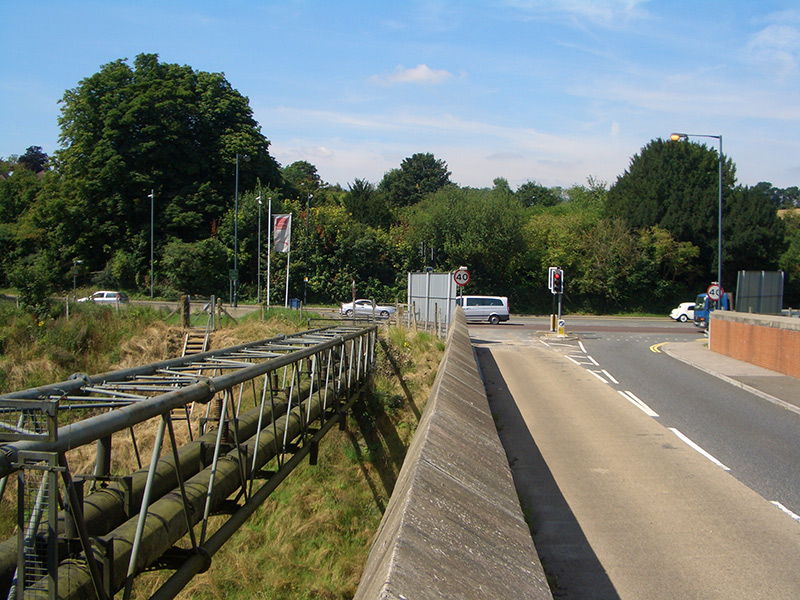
669, 428, 730, 471
578, 341, 587, 353
601, 370, 619, 384
586, 355, 599, 366
619, 391, 660, 417
539, 340, 550, 347
772, 501, 800, 522
588, 370, 608, 383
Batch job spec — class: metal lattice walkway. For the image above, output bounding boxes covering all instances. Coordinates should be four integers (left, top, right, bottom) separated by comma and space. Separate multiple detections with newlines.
0, 324, 377, 600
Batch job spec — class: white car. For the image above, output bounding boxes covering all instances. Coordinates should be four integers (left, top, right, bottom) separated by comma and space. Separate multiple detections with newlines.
340, 299, 396, 318
669, 302, 695, 322
77, 290, 129, 304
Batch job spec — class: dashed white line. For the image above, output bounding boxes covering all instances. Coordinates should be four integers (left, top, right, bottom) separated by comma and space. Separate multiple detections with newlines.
619, 390, 660, 417
669, 427, 730, 471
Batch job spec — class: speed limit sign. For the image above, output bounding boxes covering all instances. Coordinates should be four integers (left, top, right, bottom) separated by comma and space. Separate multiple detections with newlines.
453, 268, 470, 286
707, 284, 723, 302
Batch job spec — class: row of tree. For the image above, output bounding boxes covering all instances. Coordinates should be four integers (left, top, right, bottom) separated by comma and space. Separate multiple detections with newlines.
1, 53, 798, 316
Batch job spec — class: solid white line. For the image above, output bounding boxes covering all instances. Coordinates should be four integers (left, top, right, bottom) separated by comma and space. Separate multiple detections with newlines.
619, 390, 659, 417
578, 341, 587, 353
771, 501, 800, 522
586, 355, 599, 366
566, 355, 582, 366
588, 370, 608, 384
601, 369, 619, 384
669, 428, 730, 471
539, 339, 550, 347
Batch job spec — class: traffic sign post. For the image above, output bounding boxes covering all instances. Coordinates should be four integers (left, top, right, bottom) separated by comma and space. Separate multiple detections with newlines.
707, 282, 723, 309
453, 267, 470, 298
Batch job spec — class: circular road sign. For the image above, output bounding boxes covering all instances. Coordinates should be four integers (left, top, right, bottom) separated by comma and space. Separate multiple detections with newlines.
454, 268, 470, 286
707, 284, 723, 301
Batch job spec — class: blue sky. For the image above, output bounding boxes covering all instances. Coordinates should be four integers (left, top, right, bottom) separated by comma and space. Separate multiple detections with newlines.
2, 1, 800, 190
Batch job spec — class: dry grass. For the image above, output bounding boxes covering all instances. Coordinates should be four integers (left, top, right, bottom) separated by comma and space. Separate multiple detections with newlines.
0, 308, 444, 599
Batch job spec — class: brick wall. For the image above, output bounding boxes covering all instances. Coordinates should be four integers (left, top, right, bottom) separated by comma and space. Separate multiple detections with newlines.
710, 311, 800, 378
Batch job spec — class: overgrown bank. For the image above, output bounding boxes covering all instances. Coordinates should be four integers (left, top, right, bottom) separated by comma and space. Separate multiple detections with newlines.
0, 305, 444, 599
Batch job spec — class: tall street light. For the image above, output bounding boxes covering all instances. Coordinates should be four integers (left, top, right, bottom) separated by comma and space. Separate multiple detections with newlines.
670, 132, 723, 286
256, 193, 262, 304
233, 154, 248, 307
304, 192, 312, 307
148, 189, 154, 299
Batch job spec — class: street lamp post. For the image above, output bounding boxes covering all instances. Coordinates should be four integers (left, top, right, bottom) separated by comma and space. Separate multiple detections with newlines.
148, 189, 154, 299
670, 132, 723, 286
72, 259, 83, 294
233, 154, 248, 307
304, 192, 312, 307
257, 194, 262, 304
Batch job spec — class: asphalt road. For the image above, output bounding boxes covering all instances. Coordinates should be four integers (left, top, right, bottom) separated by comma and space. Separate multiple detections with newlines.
474, 317, 800, 599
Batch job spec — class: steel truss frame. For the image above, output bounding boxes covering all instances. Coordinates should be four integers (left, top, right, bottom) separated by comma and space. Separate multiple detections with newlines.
0, 324, 377, 600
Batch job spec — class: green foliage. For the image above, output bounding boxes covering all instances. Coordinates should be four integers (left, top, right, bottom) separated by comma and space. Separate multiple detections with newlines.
160, 238, 228, 297
56, 53, 281, 287
606, 138, 736, 287
516, 180, 562, 207
7, 254, 55, 320
779, 211, 800, 306
378, 152, 451, 208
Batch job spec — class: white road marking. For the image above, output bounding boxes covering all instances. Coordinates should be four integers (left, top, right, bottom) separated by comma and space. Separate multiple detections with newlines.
601, 369, 619, 384
586, 354, 599, 366
669, 428, 730, 471
578, 341, 587, 353
619, 390, 660, 417
771, 501, 800, 522
588, 370, 609, 383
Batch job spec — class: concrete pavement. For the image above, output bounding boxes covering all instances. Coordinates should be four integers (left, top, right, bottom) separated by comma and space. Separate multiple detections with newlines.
663, 338, 800, 416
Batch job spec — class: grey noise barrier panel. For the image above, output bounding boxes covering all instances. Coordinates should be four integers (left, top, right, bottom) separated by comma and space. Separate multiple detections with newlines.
354, 307, 552, 599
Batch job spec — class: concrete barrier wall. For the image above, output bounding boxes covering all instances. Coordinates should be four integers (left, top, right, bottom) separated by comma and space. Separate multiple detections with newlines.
354, 307, 552, 600
710, 311, 800, 378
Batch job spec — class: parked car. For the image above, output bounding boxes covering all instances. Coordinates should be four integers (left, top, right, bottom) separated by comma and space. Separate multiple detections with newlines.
669, 302, 695, 322
77, 290, 129, 304
340, 299, 396, 318
456, 295, 510, 325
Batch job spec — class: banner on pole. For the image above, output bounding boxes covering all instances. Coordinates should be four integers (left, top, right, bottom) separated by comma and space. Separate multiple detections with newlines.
273, 214, 292, 253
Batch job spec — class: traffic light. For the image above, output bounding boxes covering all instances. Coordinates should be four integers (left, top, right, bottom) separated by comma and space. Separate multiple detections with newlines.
552, 269, 563, 294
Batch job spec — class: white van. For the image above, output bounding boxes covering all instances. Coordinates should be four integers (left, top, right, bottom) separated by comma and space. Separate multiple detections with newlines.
456, 295, 510, 324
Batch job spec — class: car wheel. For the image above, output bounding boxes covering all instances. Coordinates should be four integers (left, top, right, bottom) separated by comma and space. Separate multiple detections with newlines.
380, 310, 390, 317
679, 314, 688, 322
489, 315, 500, 325
345, 309, 354, 317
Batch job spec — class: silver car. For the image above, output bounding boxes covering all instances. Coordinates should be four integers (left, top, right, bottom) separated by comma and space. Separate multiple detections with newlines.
340, 299, 396, 318
77, 290, 129, 304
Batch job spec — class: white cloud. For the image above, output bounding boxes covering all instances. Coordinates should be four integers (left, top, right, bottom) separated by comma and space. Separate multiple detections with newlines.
744, 24, 800, 78
369, 64, 455, 86
504, 0, 649, 28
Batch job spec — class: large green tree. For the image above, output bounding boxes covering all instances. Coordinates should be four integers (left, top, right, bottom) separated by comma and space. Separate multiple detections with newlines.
56, 53, 281, 282
605, 138, 736, 288
378, 153, 451, 209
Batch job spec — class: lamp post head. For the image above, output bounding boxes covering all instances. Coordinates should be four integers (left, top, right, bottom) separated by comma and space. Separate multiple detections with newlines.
670, 133, 687, 141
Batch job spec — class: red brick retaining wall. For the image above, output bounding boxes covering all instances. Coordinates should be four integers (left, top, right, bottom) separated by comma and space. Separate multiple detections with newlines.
709, 311, 800, 378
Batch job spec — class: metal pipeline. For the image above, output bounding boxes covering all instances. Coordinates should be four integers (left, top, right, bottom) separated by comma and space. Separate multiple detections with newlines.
37, 384, 353, 599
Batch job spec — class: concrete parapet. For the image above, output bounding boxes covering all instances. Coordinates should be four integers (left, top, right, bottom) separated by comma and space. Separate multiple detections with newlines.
354, 307, 551, 600
710, 310, 800, 378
